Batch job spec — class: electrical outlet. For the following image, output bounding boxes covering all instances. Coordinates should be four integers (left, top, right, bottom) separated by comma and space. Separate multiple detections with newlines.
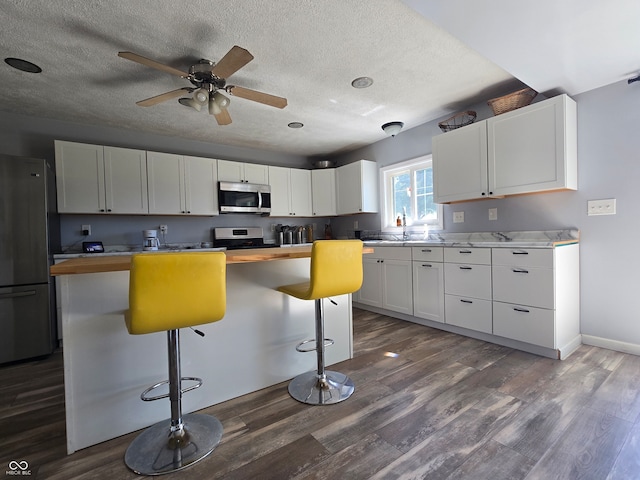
81, 224, 91, 236
488, 208, 498, 221
159, 224, 168, 234
354, 220, 359, 230
587, 199, 616, 216
453, 211, 464, 223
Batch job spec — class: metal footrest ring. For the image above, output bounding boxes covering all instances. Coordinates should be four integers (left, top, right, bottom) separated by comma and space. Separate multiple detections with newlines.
295, 338, 335, 353
140, 376, 203, 402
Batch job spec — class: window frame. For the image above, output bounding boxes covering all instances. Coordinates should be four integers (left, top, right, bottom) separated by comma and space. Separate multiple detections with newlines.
379, 154, 443, 233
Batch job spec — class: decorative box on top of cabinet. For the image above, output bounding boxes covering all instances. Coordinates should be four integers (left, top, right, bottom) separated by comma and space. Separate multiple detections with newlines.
433, 94, 577, 203
55, 140, 149, 214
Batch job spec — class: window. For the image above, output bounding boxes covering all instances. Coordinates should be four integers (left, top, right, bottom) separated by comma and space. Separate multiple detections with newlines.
380, 155, 442, 232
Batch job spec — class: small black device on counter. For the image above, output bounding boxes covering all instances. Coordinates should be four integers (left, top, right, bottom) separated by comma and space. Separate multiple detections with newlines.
82, 241, 104, 253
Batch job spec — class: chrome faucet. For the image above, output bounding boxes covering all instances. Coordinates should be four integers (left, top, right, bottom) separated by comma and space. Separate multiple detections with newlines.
402, 211, 409, 241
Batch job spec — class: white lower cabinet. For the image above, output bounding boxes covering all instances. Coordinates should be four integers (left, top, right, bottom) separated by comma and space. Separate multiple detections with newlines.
412, 247, 444, 323
358, 247, 413, 315
358, 242, 580, 358
444, 247, 492, 334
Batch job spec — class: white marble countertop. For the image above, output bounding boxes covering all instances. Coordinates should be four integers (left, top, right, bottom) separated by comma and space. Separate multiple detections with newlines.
54, 245, 227, 260
363, 229, 579, 249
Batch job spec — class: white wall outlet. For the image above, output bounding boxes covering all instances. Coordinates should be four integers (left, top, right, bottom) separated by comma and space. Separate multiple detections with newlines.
453, 211, 464, 223
587, 198, 616, 216
354, 220, 359, 230
159, 224, 168, 234
488, 208, 498, 221
81, 224, 91, 236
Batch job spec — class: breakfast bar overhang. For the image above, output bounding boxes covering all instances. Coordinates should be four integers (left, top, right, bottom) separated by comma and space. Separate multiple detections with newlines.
51, 246, 372, 454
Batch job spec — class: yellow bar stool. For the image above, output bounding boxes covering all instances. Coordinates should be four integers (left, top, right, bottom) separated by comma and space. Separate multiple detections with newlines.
278, 240, 363, 405
123, 252, 226, 476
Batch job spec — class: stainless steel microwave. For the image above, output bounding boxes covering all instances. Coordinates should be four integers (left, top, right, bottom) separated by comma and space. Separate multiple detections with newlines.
218, 181, 271, 215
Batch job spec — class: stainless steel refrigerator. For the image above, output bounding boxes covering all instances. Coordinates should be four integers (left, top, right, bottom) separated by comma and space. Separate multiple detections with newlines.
0, 154, 59, 364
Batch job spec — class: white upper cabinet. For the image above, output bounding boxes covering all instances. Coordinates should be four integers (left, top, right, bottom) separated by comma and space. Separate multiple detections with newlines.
311, 168, 337, 216
147, 152, 218, 215
433, 94, 577, 203
217, 159, 269, 184
55, 141, 148, 214
336, 159, 379, 215
268, 166, 312, 217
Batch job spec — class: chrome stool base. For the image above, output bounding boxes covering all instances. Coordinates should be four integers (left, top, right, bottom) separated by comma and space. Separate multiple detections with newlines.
288, 370, 355, 405
124, 413, 223, 476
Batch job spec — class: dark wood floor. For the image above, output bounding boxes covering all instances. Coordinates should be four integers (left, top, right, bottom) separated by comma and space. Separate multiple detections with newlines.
2, 308, 639, 479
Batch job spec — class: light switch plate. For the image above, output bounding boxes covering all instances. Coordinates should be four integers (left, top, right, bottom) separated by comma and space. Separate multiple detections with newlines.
587, 199, 616, 216
488, 208, 498, 221
453, 211, 464, 223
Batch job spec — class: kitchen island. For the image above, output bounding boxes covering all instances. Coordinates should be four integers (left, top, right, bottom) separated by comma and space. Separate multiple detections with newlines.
51, 246, 368, 454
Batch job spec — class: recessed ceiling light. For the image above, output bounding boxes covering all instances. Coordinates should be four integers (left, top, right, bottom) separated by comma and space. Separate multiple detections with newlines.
4, 57, 42, 73
288, 122, 304, 129
351, 76, 373, 88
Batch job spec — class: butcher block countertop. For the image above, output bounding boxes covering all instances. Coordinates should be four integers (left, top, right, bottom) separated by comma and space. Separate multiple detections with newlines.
50, 245, 374, 276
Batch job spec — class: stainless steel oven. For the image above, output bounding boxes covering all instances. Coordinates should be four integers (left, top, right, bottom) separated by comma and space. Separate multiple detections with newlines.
218, 181, 271, 215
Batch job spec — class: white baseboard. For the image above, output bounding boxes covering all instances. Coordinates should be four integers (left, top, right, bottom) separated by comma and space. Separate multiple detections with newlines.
581, 335, 640, 356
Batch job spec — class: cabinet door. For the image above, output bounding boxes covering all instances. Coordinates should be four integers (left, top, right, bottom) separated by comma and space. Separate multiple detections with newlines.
433, 122, 488, 203
217, 160, 244, 182
147, 152, 185, 214
445, 295, 493, 333
104, 147, 148, 214
311, 168, 337, 216
243, 163, 269, 184
289, 169, 312, 216
357, 257, 383, 308
382, 259, 413, 315
268, 166, 291, 216
412, 261, 444, 323
336, 161, 362, 215
487, 95, 577, 196
54, 141, 105, 213
184, 156, 218, 215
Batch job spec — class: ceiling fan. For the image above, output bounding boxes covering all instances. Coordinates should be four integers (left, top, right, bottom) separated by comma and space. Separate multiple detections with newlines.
118, 45, 287, 125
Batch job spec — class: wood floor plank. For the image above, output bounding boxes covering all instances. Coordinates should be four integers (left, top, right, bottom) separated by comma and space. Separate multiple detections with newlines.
607, 419, 640, 480
586, 353, 640, 422
524, 407, 632, 480
447, 439, 536, 480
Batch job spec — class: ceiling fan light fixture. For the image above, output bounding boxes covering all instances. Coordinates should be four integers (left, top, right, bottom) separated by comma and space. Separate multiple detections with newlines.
178, 97, 202, 112
382, 121, 404, 137
212, 91, 230, 109
193, 87, 210, 105
208, 97, 222, 115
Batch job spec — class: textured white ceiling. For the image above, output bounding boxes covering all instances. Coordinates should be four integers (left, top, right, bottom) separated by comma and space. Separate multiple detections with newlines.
0, 0, 524, 156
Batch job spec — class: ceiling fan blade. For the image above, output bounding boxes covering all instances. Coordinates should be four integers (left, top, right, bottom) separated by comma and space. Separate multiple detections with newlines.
136, 88, 191, 107
227, 86, 287, 109
118, 51, 189, 77
211, 46, 254, 79
214, 109, 232, 125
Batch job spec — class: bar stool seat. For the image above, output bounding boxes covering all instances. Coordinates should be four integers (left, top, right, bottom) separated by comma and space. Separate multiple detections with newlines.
278, 240, 363, 405
124, 252, 226, 476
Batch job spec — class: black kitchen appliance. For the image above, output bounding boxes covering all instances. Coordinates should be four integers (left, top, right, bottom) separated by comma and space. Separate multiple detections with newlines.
213, 227, 278, 250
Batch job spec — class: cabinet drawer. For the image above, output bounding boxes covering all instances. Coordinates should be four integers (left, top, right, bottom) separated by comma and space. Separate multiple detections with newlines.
444, 247, 491, 265
412, 246, 444, 262
492, 265, 554, 309
444, 263, 491, 299
369, 246, 412, 261
492, 248, 553, 268
445, 295, 492, 334
493, 301, 555, 348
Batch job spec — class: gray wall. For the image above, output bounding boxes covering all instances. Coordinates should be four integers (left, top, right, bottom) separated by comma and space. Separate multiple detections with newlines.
328, 79, 640, 352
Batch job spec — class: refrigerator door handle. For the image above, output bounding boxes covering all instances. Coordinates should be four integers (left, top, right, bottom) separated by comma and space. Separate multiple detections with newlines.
0, 290, 36, 299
